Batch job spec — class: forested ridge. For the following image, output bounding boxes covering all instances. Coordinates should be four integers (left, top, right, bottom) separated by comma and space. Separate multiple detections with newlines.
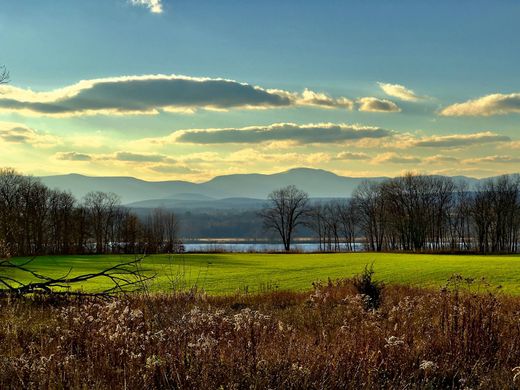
0, 168, 180, 257
1, 168, 519, 256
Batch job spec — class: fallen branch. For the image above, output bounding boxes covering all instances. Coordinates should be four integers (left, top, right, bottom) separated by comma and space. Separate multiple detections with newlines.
0, 256, 156, 297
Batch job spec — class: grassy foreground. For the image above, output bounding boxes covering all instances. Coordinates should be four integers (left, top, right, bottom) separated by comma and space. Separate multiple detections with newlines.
2, 282, 520, 389
6, 252, 520, 294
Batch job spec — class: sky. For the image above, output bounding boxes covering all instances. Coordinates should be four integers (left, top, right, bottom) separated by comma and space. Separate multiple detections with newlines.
0, 0, 519, 181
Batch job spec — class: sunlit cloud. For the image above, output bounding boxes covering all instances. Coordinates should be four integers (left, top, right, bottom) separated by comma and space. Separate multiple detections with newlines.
334, 151, 370, 160
170, 123, 393, 144
357, 97, 401, 112
112, 151, 175, 163
372, 152, 421, 164
0, 122, 60, 148
440, 93, 520, 116
54, 150, 177, 164
423, 155, 459, 164
129, 0, 163, 14
296, 89, 353, 109
148, 165, 197, 174
0, 74, 357, 117
412, 131, 511, 148
55, 151, 92, 161
464, 155, 520, 164
377, 82, 422, 102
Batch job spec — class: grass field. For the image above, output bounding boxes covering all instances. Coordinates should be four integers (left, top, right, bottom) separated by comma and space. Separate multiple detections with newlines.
6, 252, 520, 294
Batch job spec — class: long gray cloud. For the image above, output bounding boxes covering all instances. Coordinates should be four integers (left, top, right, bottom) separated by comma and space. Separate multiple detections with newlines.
413, 132, 511, 148
113, 151, 175, 163
172, 123, 393, 144
0, 75, 357, 116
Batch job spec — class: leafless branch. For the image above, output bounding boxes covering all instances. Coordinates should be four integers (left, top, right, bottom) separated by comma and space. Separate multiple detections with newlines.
0, 256, 156, 297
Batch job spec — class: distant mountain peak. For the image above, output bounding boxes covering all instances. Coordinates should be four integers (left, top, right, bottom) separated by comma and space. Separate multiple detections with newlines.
280, 167, 340, 176
39, 168, 499, 205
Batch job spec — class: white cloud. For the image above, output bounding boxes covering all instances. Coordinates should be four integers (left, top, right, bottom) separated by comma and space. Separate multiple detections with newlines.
130, 0, 163, 14
357, 97, 401, 113
377, 82, 422, 102
440, 93, 520, 116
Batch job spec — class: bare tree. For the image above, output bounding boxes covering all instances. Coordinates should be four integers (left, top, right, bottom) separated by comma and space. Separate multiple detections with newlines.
307, 203, 327, 251
472, 175, 520, 253
353, 181, 387, 252
0, 169, 182, 256
337, 199, 358, 251
260, 185, 309, 251
48, 190, 76, 254
143, 208, 180, 253
83, 191, 121, 254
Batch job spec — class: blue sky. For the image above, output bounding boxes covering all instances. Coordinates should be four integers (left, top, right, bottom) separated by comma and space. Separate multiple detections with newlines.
1, 0, 519, 180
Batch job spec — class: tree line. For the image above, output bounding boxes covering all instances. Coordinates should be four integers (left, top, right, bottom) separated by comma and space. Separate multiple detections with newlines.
262, 173, 520, 253
0, 168, 181, 257
2, 168, 519, 256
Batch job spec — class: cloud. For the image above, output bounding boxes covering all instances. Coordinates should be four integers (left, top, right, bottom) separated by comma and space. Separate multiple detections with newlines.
412, 131, 511, 148
0, 123, 60, 147
377, 82, 422, 102
170, 123, 393, 144
0, 74, 356, 117
148, 165, 197, 174
440, 93, 520, 116
372, 152, 421, 164
509, 141, 520, 149
54, 150, 177, 164
357, 97, 401, 113
113, 151, 175, 163
423, 155, 459, 164
296, 89, 354, 109
334, 151, 370, 160
464, 155, 520, 164
55, 152, 92, 161
129, 0, 163, 14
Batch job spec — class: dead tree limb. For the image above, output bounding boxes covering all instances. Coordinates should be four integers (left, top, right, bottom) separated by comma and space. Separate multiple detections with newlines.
0, 256, 156, 297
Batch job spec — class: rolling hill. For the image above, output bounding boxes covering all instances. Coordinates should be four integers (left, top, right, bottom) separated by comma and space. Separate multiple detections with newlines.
39, 167, 484, 206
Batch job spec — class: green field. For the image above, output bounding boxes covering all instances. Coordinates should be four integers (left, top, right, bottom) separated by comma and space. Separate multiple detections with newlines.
5, 252, 520, 294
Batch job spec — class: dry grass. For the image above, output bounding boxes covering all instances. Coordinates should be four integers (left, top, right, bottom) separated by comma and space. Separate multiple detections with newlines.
1, 277, 520, 389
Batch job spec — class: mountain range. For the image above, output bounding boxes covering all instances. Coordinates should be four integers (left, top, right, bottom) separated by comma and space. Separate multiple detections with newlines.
39, 167, 486, 208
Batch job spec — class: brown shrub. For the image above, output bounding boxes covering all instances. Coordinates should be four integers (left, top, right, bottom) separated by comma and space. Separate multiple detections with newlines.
1, 279, 519, 389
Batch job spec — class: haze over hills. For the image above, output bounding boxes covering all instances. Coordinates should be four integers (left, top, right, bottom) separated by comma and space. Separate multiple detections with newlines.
39, 167, 487, 206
